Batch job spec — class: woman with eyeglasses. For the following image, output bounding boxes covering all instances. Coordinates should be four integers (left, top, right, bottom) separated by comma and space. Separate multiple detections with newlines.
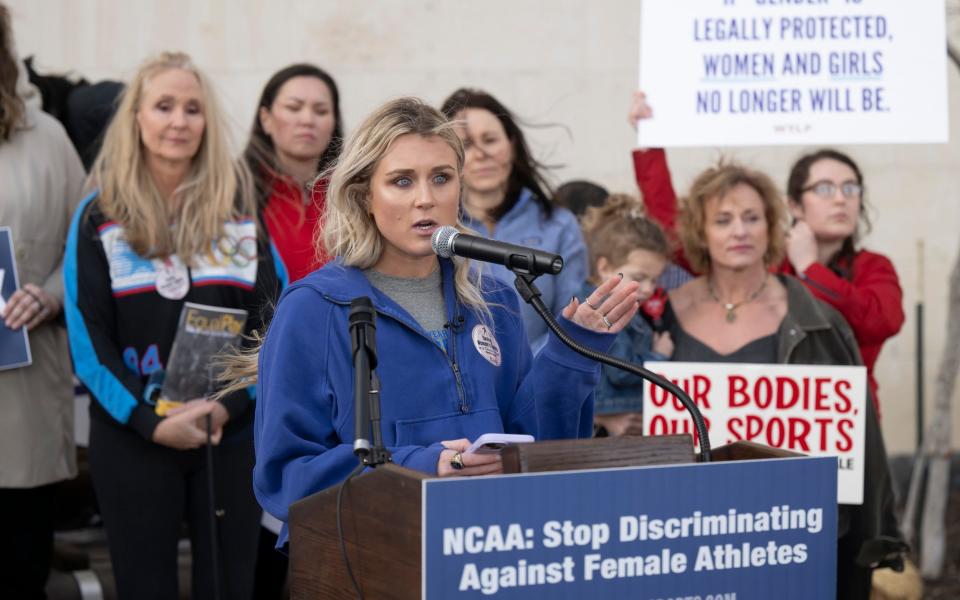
628, 92, 904, 415
781, 150, 903, 413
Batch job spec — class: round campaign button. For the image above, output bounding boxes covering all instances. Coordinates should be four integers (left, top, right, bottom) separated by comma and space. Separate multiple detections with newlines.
156, 258, 190, 300
472, 324, 502, 367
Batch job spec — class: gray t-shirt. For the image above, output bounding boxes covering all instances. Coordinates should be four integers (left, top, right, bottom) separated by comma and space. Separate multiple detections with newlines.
364, 267, 448, 349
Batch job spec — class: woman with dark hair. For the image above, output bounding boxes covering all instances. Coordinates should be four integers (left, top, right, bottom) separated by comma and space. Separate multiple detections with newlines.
553, 179, 609, 218
629, 92, 904, 415
440, 88, 588, 351
782, 149, 903, 411
244, 63, 343, 283
241, 63, 343, 598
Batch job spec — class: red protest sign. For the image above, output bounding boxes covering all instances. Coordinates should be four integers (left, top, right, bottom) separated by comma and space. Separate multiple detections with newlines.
643, 362, 866, 504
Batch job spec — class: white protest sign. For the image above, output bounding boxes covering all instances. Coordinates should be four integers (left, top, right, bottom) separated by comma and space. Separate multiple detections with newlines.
638, 0, 948, 146
642, 362, 867, 504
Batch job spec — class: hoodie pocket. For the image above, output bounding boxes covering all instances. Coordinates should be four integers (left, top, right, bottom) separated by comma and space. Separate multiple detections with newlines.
394, 407, 503, 447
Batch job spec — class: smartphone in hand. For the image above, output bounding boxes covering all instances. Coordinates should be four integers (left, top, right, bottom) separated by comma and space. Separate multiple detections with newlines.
465, 433, 535, 455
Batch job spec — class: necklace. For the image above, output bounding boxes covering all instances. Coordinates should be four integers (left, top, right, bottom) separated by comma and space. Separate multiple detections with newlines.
707, 275, 769, 323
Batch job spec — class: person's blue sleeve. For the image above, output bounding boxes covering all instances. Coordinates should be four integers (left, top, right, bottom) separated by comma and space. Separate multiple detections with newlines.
252, 286, 444, 524
496, 290, 615, 441
64, 193, 161, 440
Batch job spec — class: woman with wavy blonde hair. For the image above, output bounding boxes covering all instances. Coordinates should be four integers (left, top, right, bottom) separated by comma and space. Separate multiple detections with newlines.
661, 162, 902, 599
251, 97, 640, 549
64, 51, 278, 599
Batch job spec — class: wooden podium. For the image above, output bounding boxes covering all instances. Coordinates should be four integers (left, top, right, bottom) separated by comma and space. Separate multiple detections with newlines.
287, 435, 796, 599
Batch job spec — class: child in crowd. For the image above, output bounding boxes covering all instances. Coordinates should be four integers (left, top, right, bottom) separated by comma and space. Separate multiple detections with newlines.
577, 194, 674, 437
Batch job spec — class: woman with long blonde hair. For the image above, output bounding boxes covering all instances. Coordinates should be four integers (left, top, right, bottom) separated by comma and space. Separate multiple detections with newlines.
251, 97, 639, 549
64, 51, 278, 599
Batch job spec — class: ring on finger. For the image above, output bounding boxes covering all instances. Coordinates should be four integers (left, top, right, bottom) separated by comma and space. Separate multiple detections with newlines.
585, 299, 600, 310
601, 315, 613, 329
450, 452, 465, 470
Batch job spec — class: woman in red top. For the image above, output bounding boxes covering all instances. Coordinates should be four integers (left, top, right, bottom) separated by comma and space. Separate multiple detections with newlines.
629, 92, 904, 413
242, 63, 343, 598
243, 64, 343, 283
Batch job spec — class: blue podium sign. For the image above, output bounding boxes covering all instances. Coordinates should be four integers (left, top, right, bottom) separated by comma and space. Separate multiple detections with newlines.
423, 457, 836, 599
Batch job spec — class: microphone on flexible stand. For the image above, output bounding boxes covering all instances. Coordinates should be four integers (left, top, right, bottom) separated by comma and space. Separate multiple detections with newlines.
430, 226, 711, 461
431, 225, 563, 276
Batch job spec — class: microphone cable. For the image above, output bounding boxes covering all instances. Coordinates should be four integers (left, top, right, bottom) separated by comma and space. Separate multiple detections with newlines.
337, 462, 367, 600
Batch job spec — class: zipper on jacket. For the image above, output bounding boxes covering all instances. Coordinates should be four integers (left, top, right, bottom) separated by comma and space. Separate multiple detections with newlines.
341, 298, 468, 415
446, 314, 468, 413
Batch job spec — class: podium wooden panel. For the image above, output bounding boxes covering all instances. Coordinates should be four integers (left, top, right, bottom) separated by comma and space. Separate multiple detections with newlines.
288, 436, 788, 599
500, 433, 694, 473
288, 464, 427, 599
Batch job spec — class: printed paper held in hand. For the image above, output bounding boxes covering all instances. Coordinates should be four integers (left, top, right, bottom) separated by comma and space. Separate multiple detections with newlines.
156, 302, 248, 415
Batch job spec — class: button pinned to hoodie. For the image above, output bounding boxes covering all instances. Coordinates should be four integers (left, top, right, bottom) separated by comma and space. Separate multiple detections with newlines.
472, 324, 501, 367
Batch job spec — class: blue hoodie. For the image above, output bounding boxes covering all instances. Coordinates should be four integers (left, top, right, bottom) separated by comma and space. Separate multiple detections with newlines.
253, 258, 613, 545
462, 188, 588, 353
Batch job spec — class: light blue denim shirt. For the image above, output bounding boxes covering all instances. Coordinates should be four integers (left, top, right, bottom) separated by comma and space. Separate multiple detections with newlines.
463, 188, 588, 353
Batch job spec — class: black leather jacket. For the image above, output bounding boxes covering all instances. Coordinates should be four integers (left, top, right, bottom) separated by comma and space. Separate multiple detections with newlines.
665, 274, 904, 599
776, 275, 905, 599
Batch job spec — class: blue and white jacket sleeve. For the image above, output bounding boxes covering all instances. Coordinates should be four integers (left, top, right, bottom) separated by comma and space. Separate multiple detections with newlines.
64, 197, 162, 439
253, 287, 445, 524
